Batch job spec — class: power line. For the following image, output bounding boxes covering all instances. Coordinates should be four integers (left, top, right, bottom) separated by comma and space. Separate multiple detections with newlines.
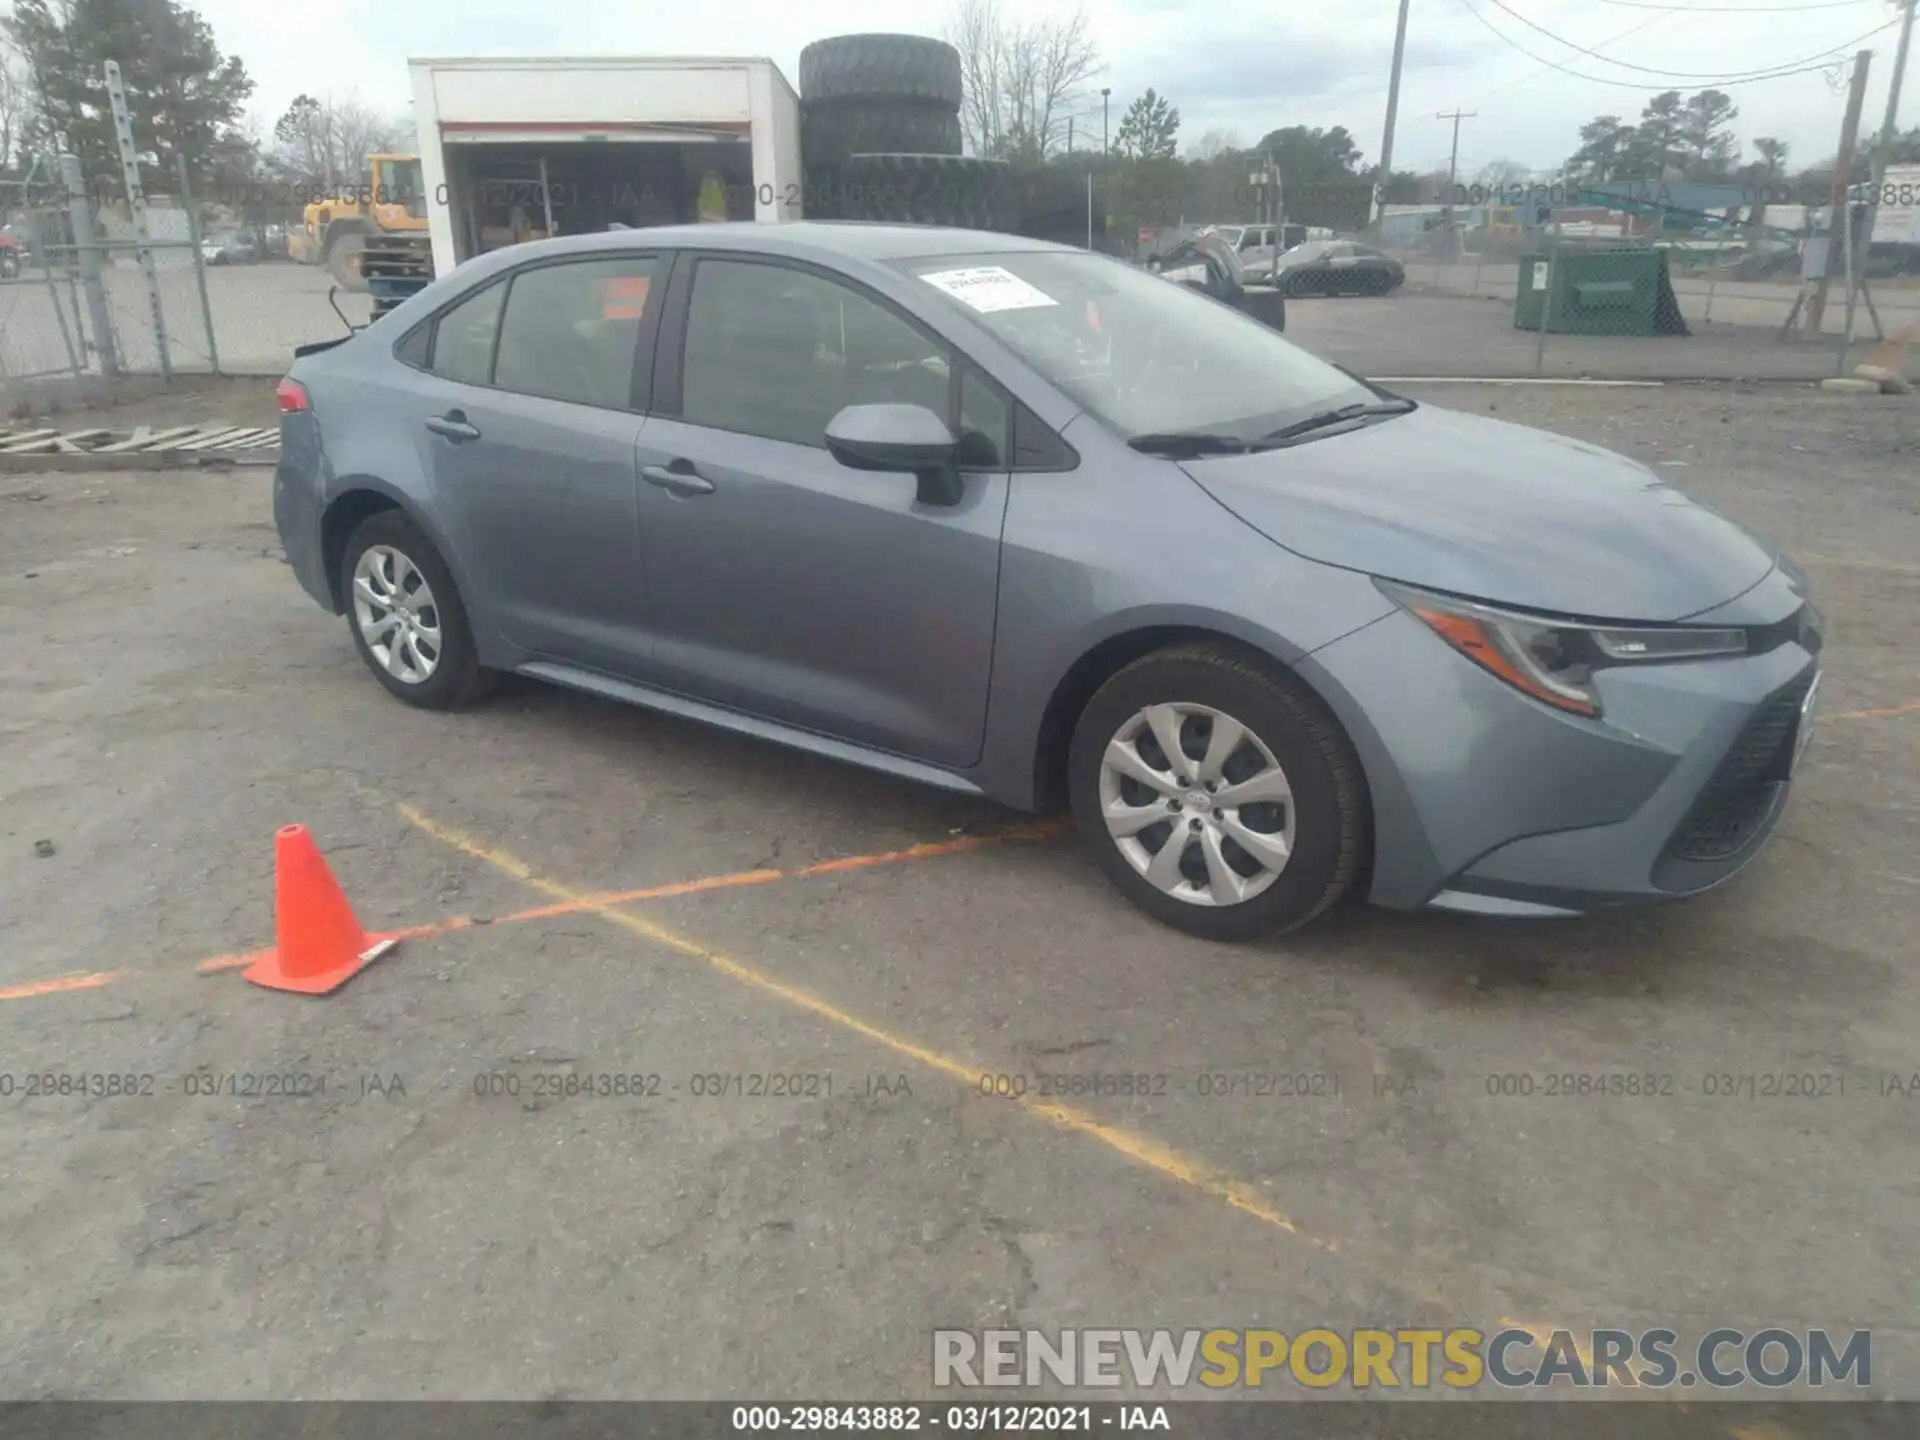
1453, 0, 1895, 87
1595, 0, 1874, 10
1479, 0, 1897, 78
1477, 4, 1684, 100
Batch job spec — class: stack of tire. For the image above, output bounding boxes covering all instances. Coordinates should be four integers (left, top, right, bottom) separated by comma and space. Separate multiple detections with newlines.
799, 34, 1016, 233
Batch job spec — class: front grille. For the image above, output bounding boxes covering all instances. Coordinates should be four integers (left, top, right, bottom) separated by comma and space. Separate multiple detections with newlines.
1664, 671, 1813, 863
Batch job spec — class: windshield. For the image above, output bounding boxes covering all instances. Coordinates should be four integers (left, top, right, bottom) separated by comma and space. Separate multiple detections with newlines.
896, 250, 1370, 442
375, 157, 428, 219
1280, 241, 1333, 263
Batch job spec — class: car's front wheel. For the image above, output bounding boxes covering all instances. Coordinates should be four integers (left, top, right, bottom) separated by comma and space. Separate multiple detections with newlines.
1067, 645, 1368, 941
340, 510, 497, 710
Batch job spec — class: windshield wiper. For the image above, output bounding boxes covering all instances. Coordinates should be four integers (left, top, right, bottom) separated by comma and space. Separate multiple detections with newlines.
1125, 430, 1252, 457
1260, 399, 1415, 443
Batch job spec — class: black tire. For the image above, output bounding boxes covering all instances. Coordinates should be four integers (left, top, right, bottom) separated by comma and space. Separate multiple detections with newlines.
1010, 169, 1106, 244
1067, 644, 1368, 941
340, 510, 497, 710
799, 34, 963, 107
327, 231, 369, 293
802, 99, 963, 172
837, 153, 1015, 228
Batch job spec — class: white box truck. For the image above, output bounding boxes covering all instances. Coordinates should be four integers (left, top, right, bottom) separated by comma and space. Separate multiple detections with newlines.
407, 56, 804, 277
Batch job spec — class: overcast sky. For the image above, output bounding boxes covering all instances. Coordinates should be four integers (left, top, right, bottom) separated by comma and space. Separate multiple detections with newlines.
200, 0, 1911, 179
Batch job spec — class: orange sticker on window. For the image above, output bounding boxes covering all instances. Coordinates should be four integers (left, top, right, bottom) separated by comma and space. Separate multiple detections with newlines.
603, 275, 650, 320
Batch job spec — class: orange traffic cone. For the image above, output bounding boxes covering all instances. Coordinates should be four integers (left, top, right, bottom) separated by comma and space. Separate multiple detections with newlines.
242, 825, 398, 995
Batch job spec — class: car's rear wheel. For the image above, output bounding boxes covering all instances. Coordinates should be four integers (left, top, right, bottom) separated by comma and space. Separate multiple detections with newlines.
1067, 645, 1368, 941
341, 510, 496, 710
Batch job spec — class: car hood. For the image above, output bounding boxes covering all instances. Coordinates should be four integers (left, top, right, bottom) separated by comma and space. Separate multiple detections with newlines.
1183, 403, 1776, 621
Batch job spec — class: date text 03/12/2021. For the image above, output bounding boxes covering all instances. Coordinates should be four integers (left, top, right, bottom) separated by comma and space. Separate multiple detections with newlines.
730, 1405, 1171, 1431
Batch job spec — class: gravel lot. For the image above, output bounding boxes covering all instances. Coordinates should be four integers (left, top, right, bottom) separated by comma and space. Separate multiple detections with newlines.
1, 380, 1916, 1416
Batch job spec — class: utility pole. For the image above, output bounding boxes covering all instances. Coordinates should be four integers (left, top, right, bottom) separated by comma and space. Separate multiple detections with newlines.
1438, 109, 1476, 259
1101, 89, 1111, 154
1805, 49, 1872, 336
1375, 0, 1414, 225
103, 59, 172, 380
1844, 0, 1915, 338
60, 152, 119, 378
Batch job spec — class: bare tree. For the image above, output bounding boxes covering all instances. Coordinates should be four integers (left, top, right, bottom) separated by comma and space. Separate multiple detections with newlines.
0, 46, 23, 175
946, 0, 1102, 161
1187, 128, 1243, 162
270, 91, 408, 187
1475, 157, 1530, 187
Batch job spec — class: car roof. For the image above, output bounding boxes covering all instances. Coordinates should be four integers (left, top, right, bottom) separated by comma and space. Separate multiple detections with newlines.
456, 221, 1075, 279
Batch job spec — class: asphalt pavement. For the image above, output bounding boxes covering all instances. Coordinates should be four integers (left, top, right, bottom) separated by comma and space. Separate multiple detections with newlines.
0, 379, 1915, 1408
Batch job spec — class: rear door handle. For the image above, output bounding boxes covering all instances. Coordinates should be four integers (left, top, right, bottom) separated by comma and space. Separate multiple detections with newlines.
642, 461, 715, 497
425, 411, 481, 442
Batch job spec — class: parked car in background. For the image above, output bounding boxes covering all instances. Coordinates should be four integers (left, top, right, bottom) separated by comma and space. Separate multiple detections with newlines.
201, 229, 260, 266
0, 230, 23, 279
274, 222, 1823, 940
1146, 230, 1286, 330
1273, 239, 1405, 296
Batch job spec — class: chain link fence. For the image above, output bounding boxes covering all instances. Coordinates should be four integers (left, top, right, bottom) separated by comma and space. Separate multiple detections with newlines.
1373, 199, 1914, 381
1, 150, 332, 408
12, 146, 1915, 398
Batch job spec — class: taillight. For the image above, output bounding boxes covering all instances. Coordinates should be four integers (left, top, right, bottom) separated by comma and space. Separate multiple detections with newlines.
276, 377, 311, 413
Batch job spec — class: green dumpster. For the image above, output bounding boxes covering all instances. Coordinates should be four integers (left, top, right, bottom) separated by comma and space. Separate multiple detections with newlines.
1513, 247, 1691, 336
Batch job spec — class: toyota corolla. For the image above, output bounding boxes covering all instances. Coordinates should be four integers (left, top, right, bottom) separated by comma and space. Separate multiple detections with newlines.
273, 223, 1822, 940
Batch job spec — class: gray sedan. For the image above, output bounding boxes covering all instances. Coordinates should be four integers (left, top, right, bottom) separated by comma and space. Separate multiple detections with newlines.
274, 222, 1822, 939
1273, 239, 1405, 296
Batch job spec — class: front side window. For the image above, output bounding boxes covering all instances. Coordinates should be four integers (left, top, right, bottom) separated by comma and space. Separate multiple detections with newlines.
897, 251, 1368, 443
430, 280, 506, 387
494, 256, 659, 411
681, 259, 950, 447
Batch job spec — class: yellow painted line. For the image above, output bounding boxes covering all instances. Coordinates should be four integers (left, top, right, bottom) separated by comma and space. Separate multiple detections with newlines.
1828, 698, 1920, 722
0, 970, 122, 1002
1799, 553, 1920, 575
397, 802, 1325, 1248
196, 822, 1065, 974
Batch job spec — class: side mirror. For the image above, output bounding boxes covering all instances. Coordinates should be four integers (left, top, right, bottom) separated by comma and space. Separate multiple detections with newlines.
823, 403, 965, 506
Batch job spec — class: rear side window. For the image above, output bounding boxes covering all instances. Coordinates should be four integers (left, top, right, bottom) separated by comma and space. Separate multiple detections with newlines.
494, 256, 659, 411
394, 323, 431, 370
431, 280, 505, 386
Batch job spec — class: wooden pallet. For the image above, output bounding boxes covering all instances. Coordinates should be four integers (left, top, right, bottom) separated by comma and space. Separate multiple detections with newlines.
0, 423, 281, 456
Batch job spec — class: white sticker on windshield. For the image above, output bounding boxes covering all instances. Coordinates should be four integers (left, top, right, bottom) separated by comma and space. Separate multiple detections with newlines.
919, 266, 1059, 314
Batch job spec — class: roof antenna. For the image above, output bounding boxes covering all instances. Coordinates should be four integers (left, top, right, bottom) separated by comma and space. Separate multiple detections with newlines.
328, 285, 366, 335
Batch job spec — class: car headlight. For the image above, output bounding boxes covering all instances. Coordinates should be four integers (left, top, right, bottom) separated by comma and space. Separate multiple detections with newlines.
1375, 580, 1747, 718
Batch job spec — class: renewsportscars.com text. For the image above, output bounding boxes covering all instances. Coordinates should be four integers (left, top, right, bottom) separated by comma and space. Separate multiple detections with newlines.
933, 1327, 1871, 1390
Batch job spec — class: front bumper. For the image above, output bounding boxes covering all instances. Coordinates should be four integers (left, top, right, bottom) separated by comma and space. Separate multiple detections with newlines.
1296, 605, 1821, 916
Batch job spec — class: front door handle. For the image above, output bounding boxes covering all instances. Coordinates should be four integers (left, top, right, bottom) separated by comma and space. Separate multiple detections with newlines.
642, 461, 715, 497
425, 410, 481, 442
